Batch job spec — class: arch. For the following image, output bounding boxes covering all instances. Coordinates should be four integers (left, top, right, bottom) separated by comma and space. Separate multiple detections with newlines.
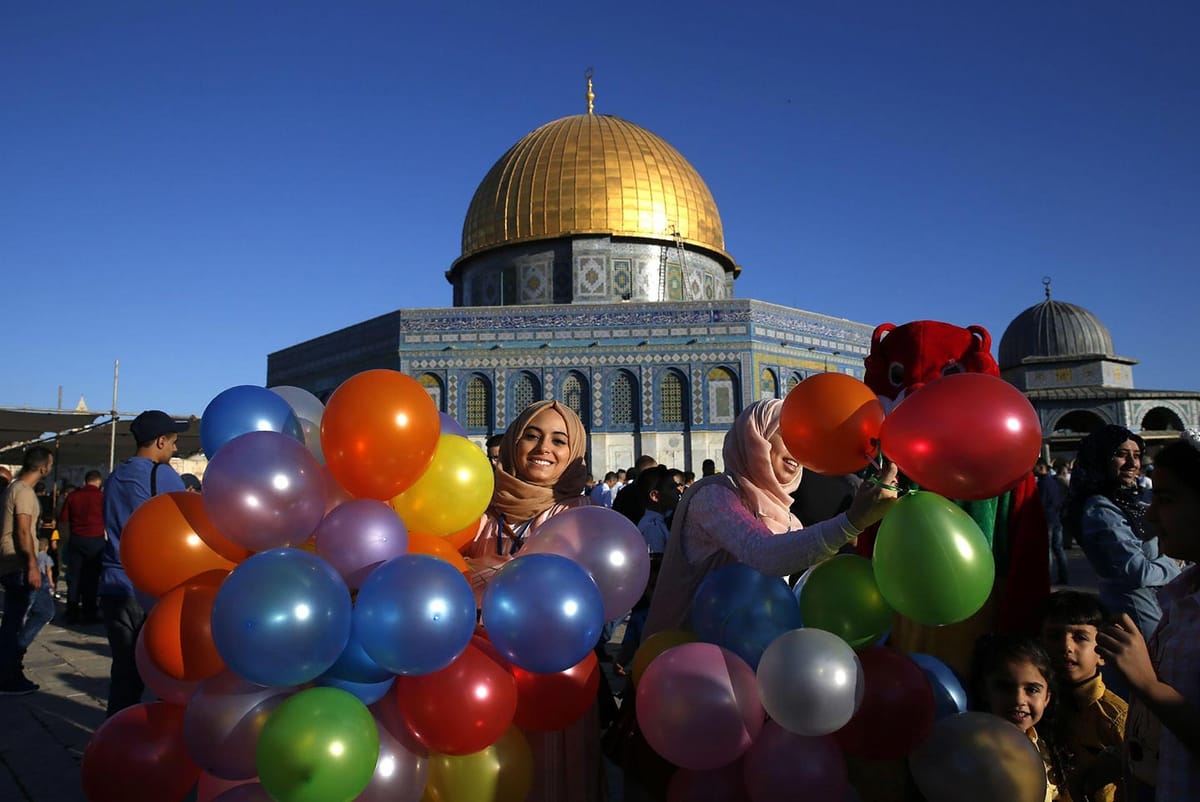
706, 366, 740, 425
1142, 406, 1184, 432
1053, 409, 1107, 434
784, 372, 804, 395
760, 367, 779, 400
560, 371, 590, 429
509, 371, 541, 418
609, 370, 639, 430
464, 374, 492, 430
417, 372, 445, 412
659, 369, 688, 426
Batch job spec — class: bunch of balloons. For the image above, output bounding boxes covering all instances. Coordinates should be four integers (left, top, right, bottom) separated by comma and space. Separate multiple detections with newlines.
81, 370, 652, 802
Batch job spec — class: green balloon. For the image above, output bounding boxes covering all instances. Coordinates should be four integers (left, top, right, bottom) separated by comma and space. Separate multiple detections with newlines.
256, 687, 380, 802
873, 492, 996, 627
799, 554, 894, 649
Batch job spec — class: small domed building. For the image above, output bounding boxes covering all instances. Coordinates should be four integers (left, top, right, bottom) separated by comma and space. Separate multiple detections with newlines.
999, 279, 1200, 454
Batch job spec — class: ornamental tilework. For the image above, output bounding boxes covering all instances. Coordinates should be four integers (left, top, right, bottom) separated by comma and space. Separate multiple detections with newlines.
576, 255, 607, 298
520, 262, 552, 304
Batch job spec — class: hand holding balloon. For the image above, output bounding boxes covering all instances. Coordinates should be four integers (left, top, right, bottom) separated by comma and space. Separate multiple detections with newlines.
845, 458, 901, 531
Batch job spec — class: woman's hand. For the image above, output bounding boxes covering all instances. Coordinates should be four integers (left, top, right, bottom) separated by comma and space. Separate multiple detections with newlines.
1096, 612, 1157, 693
846, 460, 901, 531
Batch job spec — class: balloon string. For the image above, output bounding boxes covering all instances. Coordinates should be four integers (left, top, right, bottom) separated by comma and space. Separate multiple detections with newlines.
865, 439, 912, 495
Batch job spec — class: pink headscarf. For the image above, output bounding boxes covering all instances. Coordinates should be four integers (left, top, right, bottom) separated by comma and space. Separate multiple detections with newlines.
722, 399, 801, 533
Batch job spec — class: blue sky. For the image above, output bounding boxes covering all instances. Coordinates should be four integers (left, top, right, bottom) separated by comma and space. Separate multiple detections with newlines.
2, 2, 1197, 417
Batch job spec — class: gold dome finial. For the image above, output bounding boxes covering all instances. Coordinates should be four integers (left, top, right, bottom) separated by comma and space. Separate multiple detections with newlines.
585, 66, 595, 114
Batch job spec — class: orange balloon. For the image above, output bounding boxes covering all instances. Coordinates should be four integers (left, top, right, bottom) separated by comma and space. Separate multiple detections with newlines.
442, 517, 485, 552
142, 571, 227, 682
407, 530, 470, 575
122, 493, 247, 597
320, 370, 441, 500
779, 373, 884, 475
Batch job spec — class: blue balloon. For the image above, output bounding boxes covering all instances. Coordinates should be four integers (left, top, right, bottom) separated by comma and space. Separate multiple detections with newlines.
691, 563, 802, 669
317, 674, 395, 705
211, 548, 352, 687
910, 652, 968, 719
201, 384, 305, 458
325, 632, 395, 684
482, 553, 604, 673
352, 554, 477, 676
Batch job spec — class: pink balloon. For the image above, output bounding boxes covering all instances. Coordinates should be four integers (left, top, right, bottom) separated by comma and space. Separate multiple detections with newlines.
668, 760, 750, 801
522, 505, 652, 621
315, 499, 410, 589
742, 721, 847, 802
197, 774, 255, 802
637, 643, 764, 771
183, 670, 294, 780
322, 466, 356, 515
136, 627, 200, 706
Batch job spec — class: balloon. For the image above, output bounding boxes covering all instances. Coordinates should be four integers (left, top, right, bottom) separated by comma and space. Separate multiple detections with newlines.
392, 641, 518, 755
136, 627, 201, 705
353, 554, 477, 675
212, 785, 274, 802
833, 647, 935, 760
203, 431, 327, 552
211, 548, 352, 687
269, 385, 326, 463
201, 384, 305, 459
909, 712, 1047, 802
878, 372, 1043, 501
511, 649, 601, 732
256, 687, 379, 802
318, 675, 395, 706
321, 369, 440, 500
143, 571, 227, 682
481, 553, 605, 673
798, 555, 894, 650
873, 491, 996, 626
120, 493, 245, 597
197, 773, 255, 802
392, 434, 494, 536
421, 726, 533, 802
755, 628, 864, 736
356, 708, 429, 802
438, 412, 467, 437
910, 653, 968, 719
631, 628, 698, 688
637, 642, 764, 771
406, 530, 471, 573
322, 466, 356, 515
741, 722, 847, 802
779, 373, 884, 475
324, 632, 395, 684
315, 499, 410, 589
81, 702, 199, 802
690, 563, 802, 669
435, 516, 484, 552
184, 670, 294, 780
520, 505, 652, 621
667, 761, 750, 802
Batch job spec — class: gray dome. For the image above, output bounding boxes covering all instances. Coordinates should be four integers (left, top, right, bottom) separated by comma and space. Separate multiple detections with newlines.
999, 296, 1115, 370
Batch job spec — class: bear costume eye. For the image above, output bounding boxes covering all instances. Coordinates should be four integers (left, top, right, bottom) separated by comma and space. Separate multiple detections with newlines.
942, 362, 964, 376
888, 362, 905, 387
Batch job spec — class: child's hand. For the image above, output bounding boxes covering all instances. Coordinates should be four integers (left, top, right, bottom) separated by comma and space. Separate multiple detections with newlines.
1096, 612, 1156, 692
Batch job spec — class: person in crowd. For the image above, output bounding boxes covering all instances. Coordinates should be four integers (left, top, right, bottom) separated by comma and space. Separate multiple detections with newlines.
613, 455, 659, 524
0, 446, 54, 695
485, 433, 504, 468
0, 466, 12, 494
17, 539, 56, 658
1040, 459, 1071, 585
34, 481, 58, 589
1097, 430, 1200, 800
100, 410, 189, 716
971, 633, 1067, 802
180, 473, 202, 493
60, 470, 106, 624
462, 399, 602, 802
790, 469, 863, 531
701, 458, 716, 478
1064, 425, 1180, 642
590, 471, 618, 508
1040, 590, 1126, 802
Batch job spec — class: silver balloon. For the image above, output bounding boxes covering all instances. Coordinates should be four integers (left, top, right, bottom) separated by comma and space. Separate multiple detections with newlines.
184, 670, 295, 780
909, 712, 1047, 802
269, 385, 326, 463
356, 712, 430, 802
755, 628, 863, 736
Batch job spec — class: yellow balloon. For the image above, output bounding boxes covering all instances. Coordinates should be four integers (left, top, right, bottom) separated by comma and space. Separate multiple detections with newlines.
393, 434, 495, 536
631, 629, 698, 688
421, 726, 533, 802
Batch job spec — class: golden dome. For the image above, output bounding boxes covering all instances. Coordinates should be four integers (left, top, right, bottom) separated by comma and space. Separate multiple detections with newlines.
460, 113, 730, 264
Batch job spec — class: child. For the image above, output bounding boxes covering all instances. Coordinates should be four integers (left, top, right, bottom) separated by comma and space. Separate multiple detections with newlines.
1097, 431, 1200, 800
1041, 591, 1127, 802
18, 539, 56, 655
971, 633, 1067, 801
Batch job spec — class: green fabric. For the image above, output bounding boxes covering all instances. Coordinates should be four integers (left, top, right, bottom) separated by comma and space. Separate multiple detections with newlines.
955, 494, 1011, 577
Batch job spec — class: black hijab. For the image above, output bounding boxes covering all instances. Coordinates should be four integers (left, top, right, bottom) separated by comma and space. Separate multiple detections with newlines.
1064, 424, 1148, 543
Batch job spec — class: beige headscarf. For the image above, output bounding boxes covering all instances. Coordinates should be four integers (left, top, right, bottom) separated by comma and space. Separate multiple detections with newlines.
490, 400, 589, 523
722, 399, 801, 533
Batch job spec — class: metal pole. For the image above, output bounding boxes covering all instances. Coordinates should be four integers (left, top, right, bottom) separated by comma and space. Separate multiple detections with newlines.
108, 360, 119, 473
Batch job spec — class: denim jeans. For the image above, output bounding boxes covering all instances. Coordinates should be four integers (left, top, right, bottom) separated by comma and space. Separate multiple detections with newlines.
1048, 521, 1069, 585
18, 583, 54, 652
0, 571, 33, 680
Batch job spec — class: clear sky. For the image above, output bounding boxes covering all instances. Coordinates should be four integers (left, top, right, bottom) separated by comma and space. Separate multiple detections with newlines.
3, 2, 1197, 418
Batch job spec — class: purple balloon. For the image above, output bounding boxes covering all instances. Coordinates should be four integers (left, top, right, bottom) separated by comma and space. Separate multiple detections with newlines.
438, 412, 467, 437
741, 721, 847, 802
521, 506, 652, 621
212, 784, 274, 802
315, 500, 409, 589
355, 710, 430, 802
184, 671, 295, 780
636, 642, 764, 771
667, 760, 750, 802
203, 431, 327, 551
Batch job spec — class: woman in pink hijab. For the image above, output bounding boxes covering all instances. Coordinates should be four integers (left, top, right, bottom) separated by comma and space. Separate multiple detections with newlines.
643, 398, 899, 639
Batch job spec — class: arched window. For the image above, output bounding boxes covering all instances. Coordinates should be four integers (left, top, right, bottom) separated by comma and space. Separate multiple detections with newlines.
1142, 407, 1184, 432
611, 371, 637, 428
660, 370, 686, 425
465, 374, 491, 429
561, 371, 589, 427
785, 372, 803, 394
707, 366, 739, 424
511, 371, 540, 416
418, 373, 444, 411
760, 368, 779, 400
1053, 410, 1105, 434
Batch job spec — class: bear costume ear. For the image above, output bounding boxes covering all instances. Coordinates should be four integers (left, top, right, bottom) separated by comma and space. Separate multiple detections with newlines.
966, 325, 992, 354
871, 323, 897, 346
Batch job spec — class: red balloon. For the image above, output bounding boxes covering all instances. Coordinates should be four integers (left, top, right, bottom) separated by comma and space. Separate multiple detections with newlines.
879, 372, 1043, 501
391, 641, 518, 755
512, 649, 601, 732
82, 702, 200, 802
780, 373, 884, 475
833, 647, 934, 760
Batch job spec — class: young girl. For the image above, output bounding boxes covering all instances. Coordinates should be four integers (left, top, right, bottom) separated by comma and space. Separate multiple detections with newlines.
1097, 430, 1200, 800
971, 633, 1068, 801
